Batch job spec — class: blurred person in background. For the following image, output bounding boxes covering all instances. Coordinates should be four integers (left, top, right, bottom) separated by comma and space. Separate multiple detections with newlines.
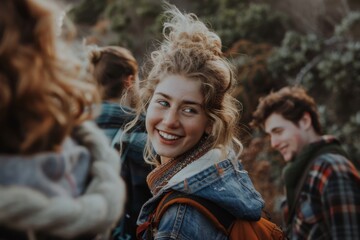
0, 0, 126, 239
251, 86, 360, 239
88, 45, 152, 240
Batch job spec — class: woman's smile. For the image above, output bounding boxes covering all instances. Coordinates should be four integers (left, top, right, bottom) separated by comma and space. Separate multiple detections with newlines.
158, 130, 181, 141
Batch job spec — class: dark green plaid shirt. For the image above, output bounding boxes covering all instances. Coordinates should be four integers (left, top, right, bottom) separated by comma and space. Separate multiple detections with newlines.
288, 147, 360, 239
96, 102, 153, 240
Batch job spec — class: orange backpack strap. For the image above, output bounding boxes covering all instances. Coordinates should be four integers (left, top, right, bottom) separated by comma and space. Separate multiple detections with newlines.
229, 217, 285, 239
138, 191, 286, 240
153, 191, 234, 235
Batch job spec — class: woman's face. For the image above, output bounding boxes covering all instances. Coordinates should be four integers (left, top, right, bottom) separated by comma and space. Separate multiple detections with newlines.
146, 74, 210, 164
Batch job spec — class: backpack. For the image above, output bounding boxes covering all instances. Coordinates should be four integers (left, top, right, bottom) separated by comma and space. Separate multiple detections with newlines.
137, 191, 286, 240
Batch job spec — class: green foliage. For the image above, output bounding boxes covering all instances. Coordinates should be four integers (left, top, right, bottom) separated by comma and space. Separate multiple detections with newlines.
202, 3, 288, 48
68, 0, 107, 25
335, 11, 360, 39
327, 112, 360, 167
103, 0, 162, 50
227, 40, 286, 124
69, 0, 288, 54
104, 0, 160, 32
267, 32, 323, 80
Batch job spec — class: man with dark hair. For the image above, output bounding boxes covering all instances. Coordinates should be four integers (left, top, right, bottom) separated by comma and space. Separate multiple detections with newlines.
251, 86, 360, 239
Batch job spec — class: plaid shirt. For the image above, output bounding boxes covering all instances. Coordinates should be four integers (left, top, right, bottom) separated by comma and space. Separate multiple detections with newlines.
96, 102, 152, 240
290, 153, 360, 239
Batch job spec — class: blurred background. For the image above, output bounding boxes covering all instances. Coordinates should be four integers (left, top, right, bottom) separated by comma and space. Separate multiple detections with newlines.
57, 0, 360, 225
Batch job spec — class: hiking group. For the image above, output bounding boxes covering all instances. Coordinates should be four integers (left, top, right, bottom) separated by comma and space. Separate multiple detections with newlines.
0, 0, 359, 239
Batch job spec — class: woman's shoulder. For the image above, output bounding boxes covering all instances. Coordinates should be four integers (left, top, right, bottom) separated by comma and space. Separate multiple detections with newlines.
157, 202, 227, 240
167, 148, 241, 189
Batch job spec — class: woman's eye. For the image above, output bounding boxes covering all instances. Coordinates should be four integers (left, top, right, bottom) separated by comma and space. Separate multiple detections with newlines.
157, 100, 169, 107
183, 107, 197, 114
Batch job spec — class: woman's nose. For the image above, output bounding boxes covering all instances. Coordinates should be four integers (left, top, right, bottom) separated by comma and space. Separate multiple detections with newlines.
162, 109, 180, 128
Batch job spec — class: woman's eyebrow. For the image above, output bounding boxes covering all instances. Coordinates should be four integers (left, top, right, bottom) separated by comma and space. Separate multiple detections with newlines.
154, 92, 203, 106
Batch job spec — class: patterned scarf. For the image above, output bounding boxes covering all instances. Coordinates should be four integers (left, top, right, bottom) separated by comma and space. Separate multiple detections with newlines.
147, 135, 213, 195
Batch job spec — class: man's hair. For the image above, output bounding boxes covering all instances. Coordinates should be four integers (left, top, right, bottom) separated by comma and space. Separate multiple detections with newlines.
251, 86, 322, 134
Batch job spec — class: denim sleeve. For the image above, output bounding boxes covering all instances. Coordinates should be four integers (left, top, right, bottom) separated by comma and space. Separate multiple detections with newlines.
155, 203, 227, 240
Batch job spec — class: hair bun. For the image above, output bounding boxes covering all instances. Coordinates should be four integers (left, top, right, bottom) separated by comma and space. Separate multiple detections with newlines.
163, 7, 223, 60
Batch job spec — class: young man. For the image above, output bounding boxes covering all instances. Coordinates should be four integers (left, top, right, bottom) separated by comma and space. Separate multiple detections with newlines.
251, 86, 360, 239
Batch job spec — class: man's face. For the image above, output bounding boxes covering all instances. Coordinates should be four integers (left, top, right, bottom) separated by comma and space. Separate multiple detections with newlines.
264, 113, 309, 162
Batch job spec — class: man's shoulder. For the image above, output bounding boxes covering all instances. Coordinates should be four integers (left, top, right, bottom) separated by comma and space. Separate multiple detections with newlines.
310, 152, 358, 179
308, 135, 351, 169
312, 152, 352, 170
96, 102, 143, 129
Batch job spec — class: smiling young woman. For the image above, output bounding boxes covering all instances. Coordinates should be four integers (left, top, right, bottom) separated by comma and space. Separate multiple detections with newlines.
124, 3, 265, 240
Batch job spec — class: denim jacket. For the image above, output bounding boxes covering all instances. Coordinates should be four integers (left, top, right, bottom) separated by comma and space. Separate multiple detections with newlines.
137, 149, 264, 240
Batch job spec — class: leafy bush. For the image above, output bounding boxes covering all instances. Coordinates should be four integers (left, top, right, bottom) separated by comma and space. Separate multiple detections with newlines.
200, 3, 289, 48
67, 0, 107, 25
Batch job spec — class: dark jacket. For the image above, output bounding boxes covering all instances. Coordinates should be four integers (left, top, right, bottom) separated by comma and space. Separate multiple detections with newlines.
96, 102, 152, 240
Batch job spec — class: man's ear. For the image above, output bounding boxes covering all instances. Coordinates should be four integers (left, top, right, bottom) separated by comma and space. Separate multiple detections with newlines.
124, 75, 134, 88
299, 112, 312, 130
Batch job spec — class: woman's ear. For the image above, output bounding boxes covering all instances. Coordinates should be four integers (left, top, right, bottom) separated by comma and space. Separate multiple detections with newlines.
205, 123, 212, 135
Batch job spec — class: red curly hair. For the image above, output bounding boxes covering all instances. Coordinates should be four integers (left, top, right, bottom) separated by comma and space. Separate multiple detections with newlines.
0, 0, 99, 154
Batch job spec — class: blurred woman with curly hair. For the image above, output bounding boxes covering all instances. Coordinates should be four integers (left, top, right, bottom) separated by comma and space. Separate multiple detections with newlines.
0, 0, 125, 239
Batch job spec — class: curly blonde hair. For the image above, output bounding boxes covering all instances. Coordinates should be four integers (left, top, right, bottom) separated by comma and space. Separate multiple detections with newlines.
0, 0, 99, 154
129, 4, 242, 165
